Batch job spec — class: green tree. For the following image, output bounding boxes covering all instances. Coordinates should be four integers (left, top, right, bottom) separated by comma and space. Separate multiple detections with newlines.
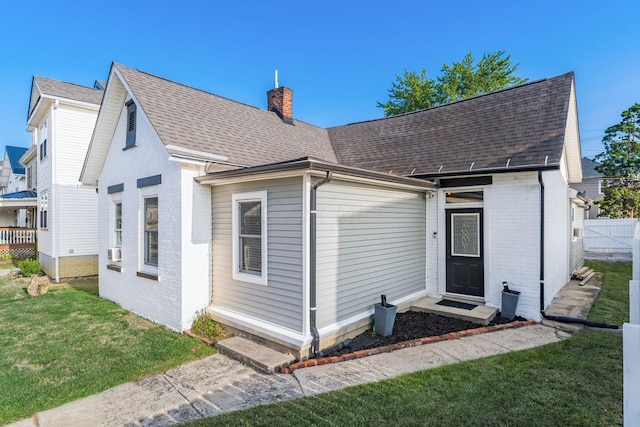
377, 51, 528, 116
595, 103, 640, 218
597, 186, 640, 218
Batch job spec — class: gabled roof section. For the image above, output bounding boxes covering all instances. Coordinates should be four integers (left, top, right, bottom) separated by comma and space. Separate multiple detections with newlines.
582, 157, 603, 179
28, 76, 104, 122
115, 64, 337, 167
5, 146, 28, 174
328, 72, 577, 178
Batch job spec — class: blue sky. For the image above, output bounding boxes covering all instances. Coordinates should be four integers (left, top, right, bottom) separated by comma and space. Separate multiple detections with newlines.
0, 1, 638, 161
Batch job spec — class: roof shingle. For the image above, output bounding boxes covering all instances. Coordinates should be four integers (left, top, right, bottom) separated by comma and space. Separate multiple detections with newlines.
109, 64, 575, 178
34, 76, 104, 106
328, 73, 574, 176
115, 64, 338, 167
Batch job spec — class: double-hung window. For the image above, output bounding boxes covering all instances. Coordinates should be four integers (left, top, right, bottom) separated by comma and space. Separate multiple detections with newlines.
39, 119, 47, 160
40, 192, 48, 228
27, 165, 33, 189
232, 191, 267, 285
114, 202, 122, 247
144, 197, 158, 266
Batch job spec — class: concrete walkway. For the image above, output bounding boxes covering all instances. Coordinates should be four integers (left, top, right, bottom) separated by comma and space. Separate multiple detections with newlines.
9, 274, 606, 427
9, 324, 569, 427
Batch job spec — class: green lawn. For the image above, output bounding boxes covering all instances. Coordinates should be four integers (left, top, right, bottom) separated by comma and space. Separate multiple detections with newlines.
585, 260, 631, 325
184, 261, 629, 427
0, 276, 215, 425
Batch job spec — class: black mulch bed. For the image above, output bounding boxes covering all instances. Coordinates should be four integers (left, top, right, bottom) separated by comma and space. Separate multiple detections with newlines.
322, 310, 527, 357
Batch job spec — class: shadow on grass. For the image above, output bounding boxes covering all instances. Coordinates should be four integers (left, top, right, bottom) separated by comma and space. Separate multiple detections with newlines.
66, 277, 99, 296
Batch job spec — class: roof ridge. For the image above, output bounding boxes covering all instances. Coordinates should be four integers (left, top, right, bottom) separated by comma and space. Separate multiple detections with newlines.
330, 71, 574, 129
114, 63, 328, 132
34, 75, 103, 93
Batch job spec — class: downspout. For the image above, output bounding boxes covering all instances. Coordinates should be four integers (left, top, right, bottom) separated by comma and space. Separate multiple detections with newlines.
310, 171, 332, 358
538, 170, 619, 329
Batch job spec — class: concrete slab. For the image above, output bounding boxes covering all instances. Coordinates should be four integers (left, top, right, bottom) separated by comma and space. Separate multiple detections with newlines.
215, 336, 295, 373
427, 334, 510, 362
544, 276, 602, 320
473, 324, 571, 351
410, 297, 497, 325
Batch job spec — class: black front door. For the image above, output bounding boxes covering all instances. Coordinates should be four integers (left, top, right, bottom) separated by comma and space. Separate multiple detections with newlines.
446, 208, 484, 297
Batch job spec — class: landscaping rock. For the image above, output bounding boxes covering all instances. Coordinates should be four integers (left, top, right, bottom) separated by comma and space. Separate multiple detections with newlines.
28, 274, 50, 296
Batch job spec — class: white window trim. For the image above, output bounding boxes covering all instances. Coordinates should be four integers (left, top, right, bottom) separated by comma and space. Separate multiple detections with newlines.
111, 197, 123, 266
232, 190, 268, 286
139, 188, 159, 276
40, 191, 48, 230
598, 180, 603, 195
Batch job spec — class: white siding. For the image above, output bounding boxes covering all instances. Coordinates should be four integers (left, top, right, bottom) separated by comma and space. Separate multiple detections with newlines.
211, 177, 304, 333
54, 105, 99, 185
97, 99, 210, 331
570, 205, 585, 273
37, 111, 53, 257
57, 185, 98, 256
30, 102, 99, 267
315, 181, 426, 329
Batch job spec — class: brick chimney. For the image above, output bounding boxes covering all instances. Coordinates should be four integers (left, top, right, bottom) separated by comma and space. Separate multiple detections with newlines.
267, 86, 293, 124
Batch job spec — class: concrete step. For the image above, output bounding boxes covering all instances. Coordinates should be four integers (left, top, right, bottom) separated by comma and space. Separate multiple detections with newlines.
409, 297, 497, 325
215, 336, 295, 373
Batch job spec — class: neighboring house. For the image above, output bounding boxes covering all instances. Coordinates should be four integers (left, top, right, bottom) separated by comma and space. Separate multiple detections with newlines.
573, 157, 604, 219
26, 76, 104, 281
0, 146, 34, 227
1, 146, 28, 194
81, 63, 585, 359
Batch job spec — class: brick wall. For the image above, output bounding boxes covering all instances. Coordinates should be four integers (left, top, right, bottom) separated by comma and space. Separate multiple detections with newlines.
97, 92, 210, 332
427, 171, 570, 321
267, 87, 293, 121
487, 172, 542, 320
58, 255, 98, 278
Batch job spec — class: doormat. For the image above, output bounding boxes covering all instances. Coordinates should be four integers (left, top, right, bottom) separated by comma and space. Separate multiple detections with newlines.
435, 299, 477, 310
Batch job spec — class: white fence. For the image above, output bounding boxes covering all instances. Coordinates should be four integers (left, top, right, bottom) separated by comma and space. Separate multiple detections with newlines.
584, 218, 639, 253
624, 222, 640, 426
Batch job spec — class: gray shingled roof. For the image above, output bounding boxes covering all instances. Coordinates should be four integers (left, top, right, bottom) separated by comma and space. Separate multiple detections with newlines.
34, 76, 104, 106
582, 157, 603, 178
328, 73, 574, 176
116, 64, 337, 167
